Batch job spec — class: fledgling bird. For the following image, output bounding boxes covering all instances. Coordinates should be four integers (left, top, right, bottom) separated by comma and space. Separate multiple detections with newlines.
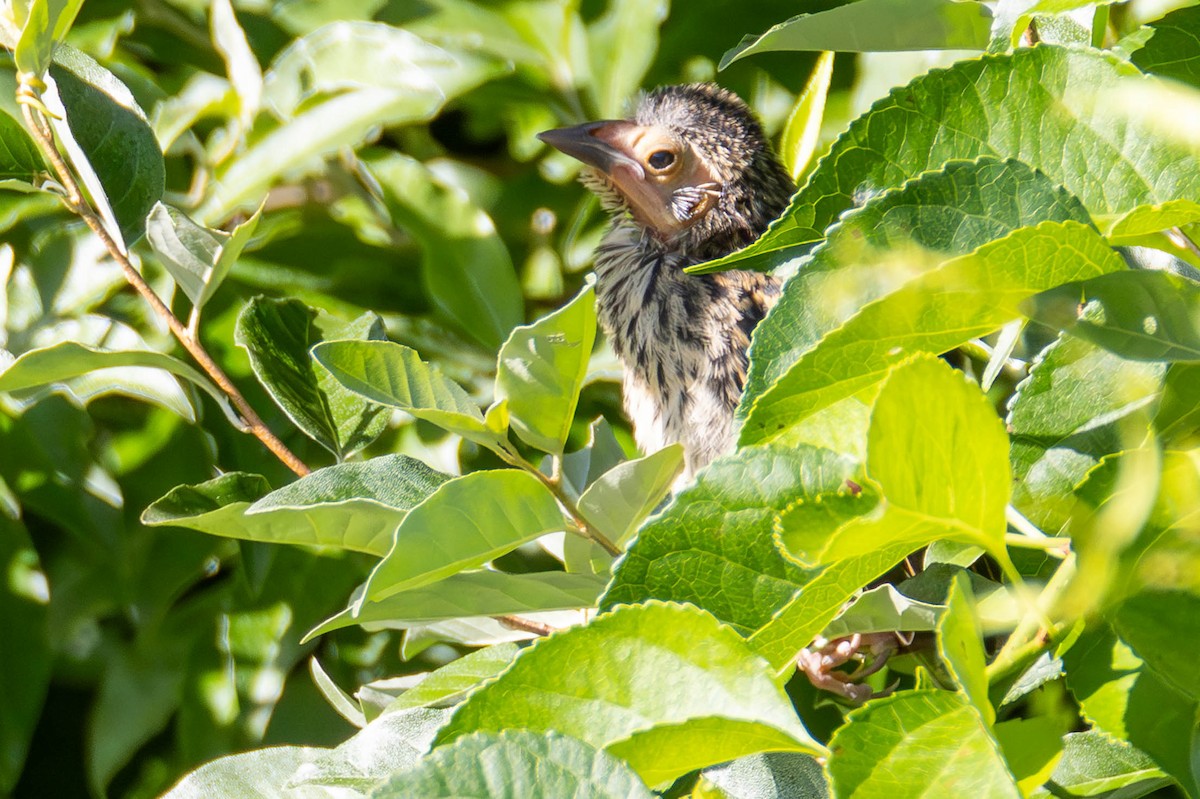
538, 84, 794, 476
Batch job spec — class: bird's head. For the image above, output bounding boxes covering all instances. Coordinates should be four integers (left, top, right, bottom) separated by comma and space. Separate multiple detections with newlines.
538, 83, 794, 256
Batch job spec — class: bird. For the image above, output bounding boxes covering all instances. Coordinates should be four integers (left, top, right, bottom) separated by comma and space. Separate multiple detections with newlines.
538, 83, 795, 476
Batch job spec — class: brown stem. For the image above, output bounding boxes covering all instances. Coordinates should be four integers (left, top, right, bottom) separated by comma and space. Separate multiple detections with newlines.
495, 614, 556, 636
19, 101, 311, 478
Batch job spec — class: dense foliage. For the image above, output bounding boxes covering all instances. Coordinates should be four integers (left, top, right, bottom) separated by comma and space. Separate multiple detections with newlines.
1, 0, 1199, 796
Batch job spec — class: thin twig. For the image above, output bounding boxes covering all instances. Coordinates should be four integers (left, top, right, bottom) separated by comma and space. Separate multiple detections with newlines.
1003, 533, 1069, 557
495, 614, 556, 636
18, 95, 311, 478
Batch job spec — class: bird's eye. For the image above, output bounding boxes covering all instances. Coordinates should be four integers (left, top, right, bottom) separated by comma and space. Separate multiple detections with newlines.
647, 150, 676, 170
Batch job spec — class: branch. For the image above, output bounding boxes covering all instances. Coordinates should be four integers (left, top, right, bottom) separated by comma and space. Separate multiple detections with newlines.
499, 447, 622, 557
986, 552, 1076, 685
17, 85, 311, 478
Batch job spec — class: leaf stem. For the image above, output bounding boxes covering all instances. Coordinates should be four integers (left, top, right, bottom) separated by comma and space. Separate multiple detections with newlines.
499, 448, 621, 557
1003, 533, 1069, 557
986, 552, 1076, 685
18, 95, 311, 478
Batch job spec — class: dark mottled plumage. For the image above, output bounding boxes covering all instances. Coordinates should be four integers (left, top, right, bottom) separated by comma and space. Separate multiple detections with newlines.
540, 84, 794, 475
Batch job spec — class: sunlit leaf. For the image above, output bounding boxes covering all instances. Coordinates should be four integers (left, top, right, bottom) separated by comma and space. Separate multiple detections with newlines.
1007, 334, 1163, 533
160, 746, 327, 799
1065, 626, 1200, 796
937, 573, 992, 724
827, 691, 1019, 797
372, 730, 655, 799
1028, 731, 1171, 799
778, 356, 1012, 569
699, 46, 1200, 272
364, 470, 564, 601
305, 571, 606, 640
383, 643, 519, 712
291, 708, 446, 792
145, 201, 261, 313
436, 602, 825, 786
722, 0, 990, 68
780, 51, 834, 181
1027, 270, 1200, 362
740, 221, 1124, 444
602, 445, 861, 635
735, 157, 1090, 423
495, 284, 595, 454
313, 339, 512, 455
142, 456, 450, 556
199, 23, 506, 223
236, 297, 389, 458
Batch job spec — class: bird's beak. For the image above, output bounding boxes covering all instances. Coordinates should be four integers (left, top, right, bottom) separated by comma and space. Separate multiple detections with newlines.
537, 121, 646, 180
541, 120, 700, 234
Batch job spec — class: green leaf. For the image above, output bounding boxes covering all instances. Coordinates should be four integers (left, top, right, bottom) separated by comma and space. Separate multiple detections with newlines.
992, 716, 1067, 795
822, 584, 942, 640
1028, 731, 1171, 799
305, 571, 606, 640
236, 297, 389, 458
436, 602, 824, 787
734, 157, 1090, 421
721, 0, 990, 68
0, 340, 226, 421
312, 339, 511, 455
495, 285, 595, 455
748, 545, 916, 673
160, 746, 328, 799
385, 643, 519, 713
199, 23, 506, 223
0, 76, 45, 181
699, 46, 1200, 272
778, 356, 1011, 569
1007, 334, 1164, 532
0, 519, 49, 794
587, 0, 668, 117
365, 152, 523, 351
577, 443, 683, 548
145, 201, 261, 313
7, 45, 165, 244
559, 417, 627, 498
309, 657, 364, 728
364, 470, 564, 602
1131, 5, 1200, 89
740, 221, 1125, 443
1101, 450, 1200, 599
937, 573, 992, 724
292, 707, 447, 792
827, 691, 1019, 798
1103, 199, 1200, 242
1112, 590, 1200, 701
1028, 270, 1200, 362
780, 51, 834, 182
602, 445, 861, 635
371, 730, 655, 799
151, 72, 234, 153
1156, 364, 1200, 444
700, 752, 828, 799
1064, 626, 1200, 796
209, 0, 262, 127
142, 456, 450, 556
14, 0, 84, 78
